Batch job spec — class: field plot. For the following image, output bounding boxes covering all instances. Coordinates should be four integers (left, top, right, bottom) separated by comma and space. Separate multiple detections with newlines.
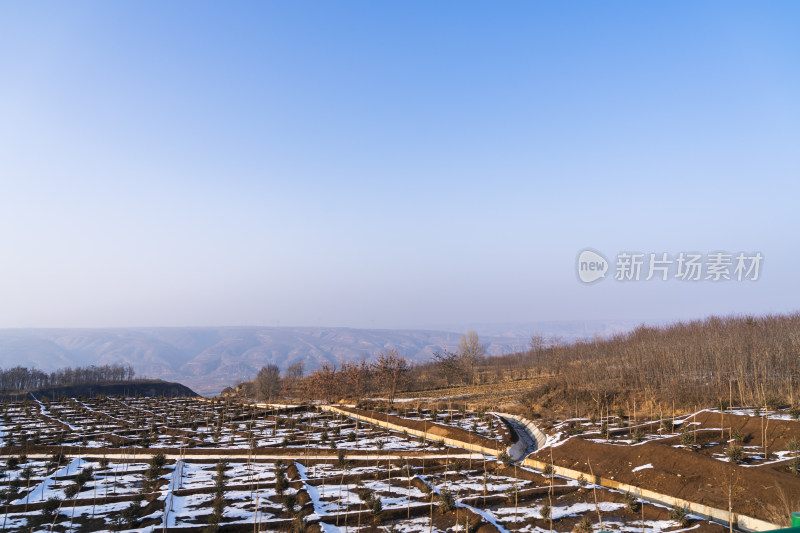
525, 407, 800, 529
381, 407, 515, 445
0, 397, 731, 532
546, 407, 800, 468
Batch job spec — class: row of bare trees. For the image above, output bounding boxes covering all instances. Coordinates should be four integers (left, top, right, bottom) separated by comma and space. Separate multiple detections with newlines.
249, 315, 800, 411
0, 364, 136, 392
505, 313, 800, 410
252, 350, 410, 404
289, 331, 488, 402
299, 349, 410, 404
247, 332, 488, 403
426, 330, 488, 386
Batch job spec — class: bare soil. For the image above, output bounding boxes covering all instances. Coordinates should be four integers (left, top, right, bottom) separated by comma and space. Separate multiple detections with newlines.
536, 437, 800, 526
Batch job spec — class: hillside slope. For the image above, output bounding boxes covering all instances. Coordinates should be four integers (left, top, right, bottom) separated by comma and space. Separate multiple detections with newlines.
1, 379, 197, 400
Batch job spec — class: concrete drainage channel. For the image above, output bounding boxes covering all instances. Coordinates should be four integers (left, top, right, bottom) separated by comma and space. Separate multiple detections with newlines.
493, 413, 547, 461
324, 406, 781, 532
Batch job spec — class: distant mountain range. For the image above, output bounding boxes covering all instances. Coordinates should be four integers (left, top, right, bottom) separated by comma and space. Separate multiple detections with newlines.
1, 321, 641, 395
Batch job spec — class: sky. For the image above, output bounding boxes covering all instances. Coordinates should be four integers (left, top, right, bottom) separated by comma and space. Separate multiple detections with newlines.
0, 2, 799, 330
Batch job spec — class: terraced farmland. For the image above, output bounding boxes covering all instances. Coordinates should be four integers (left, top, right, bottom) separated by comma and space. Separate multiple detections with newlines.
0, 396, 734, 533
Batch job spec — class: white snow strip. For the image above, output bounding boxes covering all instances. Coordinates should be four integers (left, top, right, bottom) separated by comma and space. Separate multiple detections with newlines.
15, 457, 86, 504
297, 461, 328, 519
161, 458, 184, 528
319, 522, 342, 533
460, 502, 510, 533
31, 393, 78, 431
73, 398, 129, 425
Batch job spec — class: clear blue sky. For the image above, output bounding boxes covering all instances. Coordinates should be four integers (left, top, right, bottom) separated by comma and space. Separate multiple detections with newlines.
1, 2, 798, 329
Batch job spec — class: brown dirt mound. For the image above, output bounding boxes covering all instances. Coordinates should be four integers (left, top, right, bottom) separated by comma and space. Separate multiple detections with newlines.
536, 437, 800, 525
691, 411, 800, 450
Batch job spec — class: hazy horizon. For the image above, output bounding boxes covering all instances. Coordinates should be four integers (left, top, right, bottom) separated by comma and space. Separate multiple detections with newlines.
0, 317, 646, 334
0, 320, 642, 395
2, 2, 798, 330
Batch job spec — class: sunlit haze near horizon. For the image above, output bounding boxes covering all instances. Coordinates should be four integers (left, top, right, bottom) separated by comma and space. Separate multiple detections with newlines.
1, 2, 799, 330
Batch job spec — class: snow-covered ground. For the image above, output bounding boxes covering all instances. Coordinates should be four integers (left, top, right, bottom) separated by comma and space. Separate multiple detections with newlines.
0, 397, 734, 532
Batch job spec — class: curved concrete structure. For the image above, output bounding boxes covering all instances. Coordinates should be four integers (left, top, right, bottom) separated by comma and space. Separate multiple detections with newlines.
493, 412, 547, 461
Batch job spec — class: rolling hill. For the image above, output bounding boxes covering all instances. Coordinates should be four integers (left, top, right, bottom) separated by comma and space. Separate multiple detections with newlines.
1, 322, 637, 395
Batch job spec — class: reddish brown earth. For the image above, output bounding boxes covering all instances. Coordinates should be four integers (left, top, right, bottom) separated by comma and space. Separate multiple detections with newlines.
599, 411, 800, 465
691, 411, 800, 450
535, 437, 800, 525
332, 407, 783, 524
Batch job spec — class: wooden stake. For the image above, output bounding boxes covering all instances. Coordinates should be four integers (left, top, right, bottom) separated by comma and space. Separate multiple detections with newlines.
587, 459, 604, 529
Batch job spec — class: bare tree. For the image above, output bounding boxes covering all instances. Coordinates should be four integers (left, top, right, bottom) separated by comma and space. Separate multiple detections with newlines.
373, 350, 409, 405
256, 365, 281, 402
286, 361, 304, 380
341, 360, 372, 402
432, 349, 468, 386
529, 334, 545, 372
307, 363, 338, 402
458, 330, 486, 385
282, 361, 305, 396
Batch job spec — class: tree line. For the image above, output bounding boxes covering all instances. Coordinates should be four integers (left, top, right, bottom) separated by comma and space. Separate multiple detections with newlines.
243, 314, 800, 414
247, 331, 487, 404
252, 350, 412, 404
0, 364, 136, 392
504, 313, 800, 413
